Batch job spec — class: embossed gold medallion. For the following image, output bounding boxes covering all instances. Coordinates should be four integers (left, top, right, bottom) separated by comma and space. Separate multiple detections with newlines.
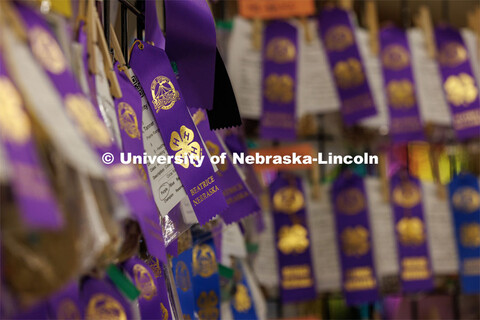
335, 188, 365, 215
86, 294, 126, 320
460, 223, 480, 247
64, 94, 112, 147
118, 102, 141, 139
325, 25, 354, 51
150, 76, 179, 112
233, 284, 252, 312
277, 224, 309, 254
205, 140, 228, 174
396, 217, 425, 246
438, 42, 468, 67
175, 261, 191, 292
387, 80, 415, 109
452, 187, 480, 213
341, 226, 370, 256
193, 244, 217, 278
392, 181, 421, 208
382, 44, 410, 70
170, 125, 202, 168
30, 26, 67, 74
133, 264, 157, 301
266, 37, 296, 63
0, 77, 31, 143
333, 58, 364, 89
444, 73, 478, 107
264, 74, 294, 104
273, 186, 305, 214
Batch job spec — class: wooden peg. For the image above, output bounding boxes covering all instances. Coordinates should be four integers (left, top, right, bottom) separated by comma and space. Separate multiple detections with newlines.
300, 17, 313, 44
86, 0, 98, 74
94, 13, 122, 98
338, 0, 353, 11
0, 0, 28, 42
252, 18, 263, 50
109, 24, 127, 68
417, 6, 436, 59
365, 0, 379, 55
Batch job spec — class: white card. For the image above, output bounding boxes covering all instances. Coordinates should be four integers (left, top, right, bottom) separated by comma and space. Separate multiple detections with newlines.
356, 29, 389, 130
409, 28, 451, 126
365, 177, 399, 277
94, 46, 122, 148
304, 183, 342, 292
227, 16, 262, 119
252, 210, 279, 289
3, 27, 104, 177
421, 181, 459, 274
296, 19, 340, 116
221, 223, 247, 265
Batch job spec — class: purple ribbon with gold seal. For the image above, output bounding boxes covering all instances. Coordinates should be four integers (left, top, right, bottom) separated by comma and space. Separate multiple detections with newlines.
434, 25, 480, 140
380, 26, 424, 143
164, 0, 217, 110
130, 40, 227, 225
332, 172, 379, 305
260, 21, 298, 140
114, 65, 149, 182
270, 173, 316, 303
16, 3, 167, 262
81, 277, 132, 320
319, 7, 377, 125
390, 171, 434, 292
193, 109, 260, 224
122, 257, 171, 319
48, 281, 83, 319
0, 53, 63, 230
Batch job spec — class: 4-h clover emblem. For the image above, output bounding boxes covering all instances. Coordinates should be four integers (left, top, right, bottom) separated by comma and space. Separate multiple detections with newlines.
444, 73, 478, 107
169, 125, 202, 168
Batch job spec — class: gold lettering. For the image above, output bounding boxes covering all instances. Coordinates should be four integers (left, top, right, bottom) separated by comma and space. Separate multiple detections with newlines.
281, 265, 313, 289
401, 257, 431, 280
344, 267, 377, 291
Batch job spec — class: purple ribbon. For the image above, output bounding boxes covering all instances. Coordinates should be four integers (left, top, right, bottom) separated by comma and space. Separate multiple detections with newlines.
130, 40, 227, 225
260, 21, 297, 140
144, 0, 166, 49
270, 173, 316, 303
380, 26, 425, 143
164, 0, 217, 110
48, 281, 83, 319
16, 4, 167, 262
434, 25, 480, 140
193, 109, 260, 224
122, 257, 171, 319
319, 7, 378, 125
114, 65, 149, 182
390, 172, 434, 292
332, 172, 379, 305
0, 53, 63, 230
81, 277, 132, 320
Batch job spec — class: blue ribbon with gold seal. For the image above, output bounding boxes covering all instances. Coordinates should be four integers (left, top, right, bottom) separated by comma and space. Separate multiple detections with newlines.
230, 262, 258, 320
449, 173, 480, 293
172, 248, 196, 320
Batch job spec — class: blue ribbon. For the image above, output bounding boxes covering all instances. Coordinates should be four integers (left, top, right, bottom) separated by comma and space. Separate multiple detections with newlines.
172, 249, 196, 319
449, 173, 480, 293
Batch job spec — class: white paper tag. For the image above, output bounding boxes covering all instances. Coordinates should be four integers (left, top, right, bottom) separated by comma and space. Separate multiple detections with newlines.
94, 46, 122, 148
304, 183, 342, 291
179, 196, 198, 224
421, 181, 459, 274
4, 27, 104, 177
296, 19, 340, 116
409, 28, 451, 126
356, 29, 389, 130
252, 210, 279, 289
227, 16, 262, 119
365, 177, 399, 277
221, 223, 247, 265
